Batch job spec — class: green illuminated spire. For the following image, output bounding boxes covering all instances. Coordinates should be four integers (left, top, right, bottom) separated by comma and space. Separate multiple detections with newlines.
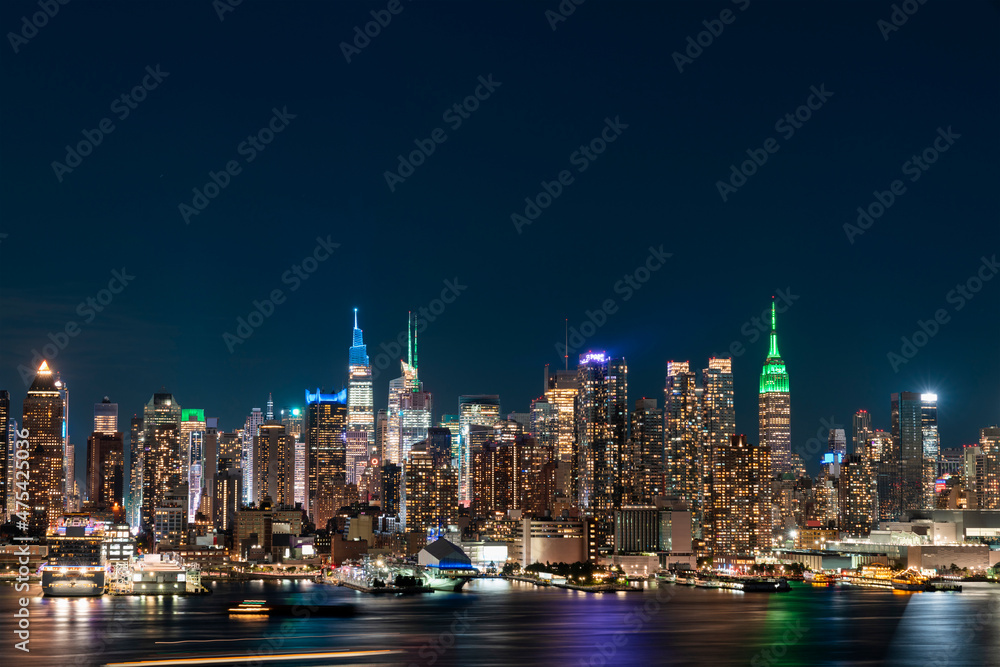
760, 297, 789, 394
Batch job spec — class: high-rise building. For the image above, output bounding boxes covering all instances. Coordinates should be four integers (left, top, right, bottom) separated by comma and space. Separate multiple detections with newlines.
140, 392, 182, 530
979, 426, 1000, 509
94, 397, 118, 435
607, 357, 629, 509
471, 439, 519, 518
632, 398, 664, 504
381, 462, 402, 516
375, 409, 388, 463
23, 362, 65, 535
438, 414, 461, 462
294, 440, 306, 509
665, 361, 702, 519
711, 434, 771, 555
386, 313, 429, 465
758, 299, 791, 475
873, 429, 898, 522
347, 309, 375, 448
86, 430, 124, 509
403, 442, 457, 535
458, 395, 501, 504
254, 420, 295, 507
921, 393, 940, 509
241, 407, 264, 505
4, 413, 15, 521
305, 388, 347, 518
213, 457, 241, 532
544, 367, 578, 463
127, 416, 144, 529
575, 352, 613, 513
839, 453, 874, 536
853, 410, 872, 457
891, 391, 928, 514
701, 357, 734, 548
345, 430, 369, 485
279, 407, 304, 439
852, 410, 877, 524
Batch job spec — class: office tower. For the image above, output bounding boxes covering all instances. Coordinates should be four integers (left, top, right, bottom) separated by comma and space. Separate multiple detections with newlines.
254, 420, 295, 507
213, 457, 242, 531
711, 435, 771, 555
529, 398, 555, 449
828, 429, 847, 457
493, 419, 522, 445
375, 409, 388, 463
218, 432, 241, 468
759, 299, 791, 475
921, 393, 940, 509
0, 390, 7, 521
544, 367, 578, 462
458, 395, 501, 504
607, 357, 629, 509
345, 430, 369, 485
519, 435, 557, 516
386, 313, 428, 464
279, 407, 304, 439
23, 362, 65, 535
127, 416, 144, 529
305, 388, 348, 517
293, 440, 306, 508
979, 426, 1000, 509
507, 412, 531, 432
471, 440, 519, 517
381, 462, 402, 515
852, 410, 877, 522
200, 425, 219, 520
241, 407, 264, 504
94, 397, 117, 434
425, 427, 453, 462
853, 410, 872, 456
576, 352, 617, 516
665, 361, 703, 520
872, 429, 898, 522
347, 309, 375, 446
438, 414, 461, 462
891, 391, 926, 514
701, 357, 734, 548
400, 388, 432, 462
180, 408, 206, 517
140, 392, 182, 530
86, 430, 124, 509
839, 454, 874, 536
404, 442, 458, 535
632, 398, 664, 504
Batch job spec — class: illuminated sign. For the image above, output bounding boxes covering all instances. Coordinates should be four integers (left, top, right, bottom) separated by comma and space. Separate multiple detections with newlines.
580, 352, 607, 364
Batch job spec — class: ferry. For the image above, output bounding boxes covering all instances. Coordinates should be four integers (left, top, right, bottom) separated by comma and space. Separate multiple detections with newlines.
804, 572, 835, 587
41, 514, 107, 597
891, 570, 928, 592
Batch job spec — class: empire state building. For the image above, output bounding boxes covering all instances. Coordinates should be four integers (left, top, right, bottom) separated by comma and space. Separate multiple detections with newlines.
759, 299, 791, 475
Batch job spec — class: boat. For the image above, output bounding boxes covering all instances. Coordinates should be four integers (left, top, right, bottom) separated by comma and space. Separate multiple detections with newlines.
804, 572, 835, 587
742, 577, 791, 592
891, 571, 927, 592
655, 572, 677, 584
229, 600, 355, 617
41, 514, 107, 597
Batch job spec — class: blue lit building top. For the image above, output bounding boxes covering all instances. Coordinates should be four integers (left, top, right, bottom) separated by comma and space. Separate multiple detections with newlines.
349, 308, 369, 366
306, 388, 348, 405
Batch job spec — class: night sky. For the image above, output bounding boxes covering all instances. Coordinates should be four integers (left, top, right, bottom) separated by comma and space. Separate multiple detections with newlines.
2, 0, 997, 489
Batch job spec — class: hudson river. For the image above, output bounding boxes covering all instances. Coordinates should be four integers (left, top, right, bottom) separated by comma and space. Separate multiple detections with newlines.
2, 578, 998, 666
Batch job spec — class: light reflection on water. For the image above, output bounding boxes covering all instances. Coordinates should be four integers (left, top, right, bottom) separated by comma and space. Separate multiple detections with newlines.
0, 579, 997, 666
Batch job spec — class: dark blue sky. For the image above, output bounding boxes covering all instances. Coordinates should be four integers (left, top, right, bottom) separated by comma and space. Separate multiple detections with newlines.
2, 0, 998, 486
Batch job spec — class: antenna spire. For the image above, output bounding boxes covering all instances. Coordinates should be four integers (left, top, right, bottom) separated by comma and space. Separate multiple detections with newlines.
354, 307, 358, 329
564, 318, 569, 370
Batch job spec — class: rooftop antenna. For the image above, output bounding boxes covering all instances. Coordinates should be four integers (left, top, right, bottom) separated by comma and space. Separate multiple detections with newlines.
413, 311, 419, 387
354, 307, 358, 329
564, 318, 569, 371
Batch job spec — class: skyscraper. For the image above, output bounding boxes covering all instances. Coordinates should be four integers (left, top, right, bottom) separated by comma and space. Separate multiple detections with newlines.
241, 407, 264, 505
711, 434, 771, 555
386, 313, 430, 464
458, 395, 501, 505
839, 454, 874, 537
403, 442, 457, 535
86, 430, 124, 510
665, 361, 702, 519
607, 357, 629, 508
701, 357, 734, 549
254, 420, 295, 507
759, 299, 791, 475
632, 398, 664, 503
921, 393, 940, 509
978, 426, 1000, 509
127, 415, 144, 529
23, 362, 64, 535
94, 397, 118, 435
891, 391, 925, 514
544, 367, 578, 463
140, 392, 182, 530
305, 388, 348, 517
53, 374, 70, 507
347, 309, 375, 446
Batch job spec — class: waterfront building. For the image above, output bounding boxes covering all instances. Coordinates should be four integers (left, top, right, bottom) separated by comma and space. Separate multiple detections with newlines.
711, 434, 771, 556
665, 361, 702, 523
701, 357, 734, 547
632, 398, 664, 503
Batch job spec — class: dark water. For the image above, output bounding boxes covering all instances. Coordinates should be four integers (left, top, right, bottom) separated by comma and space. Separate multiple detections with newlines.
1, 578, 998, 666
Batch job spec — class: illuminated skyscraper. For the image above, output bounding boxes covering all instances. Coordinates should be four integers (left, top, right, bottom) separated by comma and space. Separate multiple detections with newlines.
632, 398, 664, 503
759, 299, 791, 475
701, 357, 734, 548
94, 397, 118, 435
711, 434, 771, 555
438, 414, 461, 462
127, 415, 144, 529
978, 426, 1000, 509
891, 391, 927, 514
180, 408, 206, 512
23, 362, 64, 535
387, 313, 429, 464
839, 453, 874, 536
458, 395, 501, 504
53, 374, 70, 507
140, 392, 182, 530
665, 361, 702, 518
575, 352, 622, 519
921, 393, 940, 509
403, 442, 457, 535
544, 368, 578, 463
254, 420, 295, 507
241, 407, 264, 505
305, 388, 347, 517
853, 410, 878, 522
86, 430, 124, 510
347, 309, 375, 446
